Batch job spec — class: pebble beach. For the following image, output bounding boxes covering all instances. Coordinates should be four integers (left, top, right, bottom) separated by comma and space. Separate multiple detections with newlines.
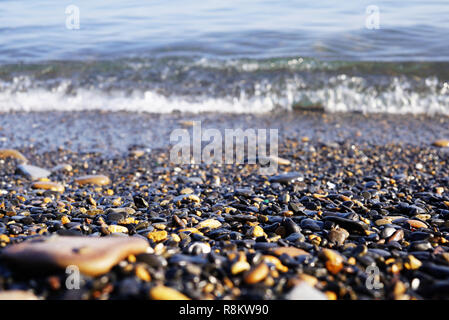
0, 111, 448, 300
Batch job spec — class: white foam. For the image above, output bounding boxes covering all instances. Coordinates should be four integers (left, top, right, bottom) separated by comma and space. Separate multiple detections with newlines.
0, 75, 448, 115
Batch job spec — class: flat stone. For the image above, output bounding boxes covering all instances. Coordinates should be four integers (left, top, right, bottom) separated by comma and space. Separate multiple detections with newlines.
247, 155, 291, 166
432, 139, 449, 147
244, 263, 269, 284
0, 149, 27, 163
0, 290, 38, 300
328, 228, 349, 245
1, 236, 148, 276
51, 164, 73, 172
272, 246, 310, 258
147, 230, 168, 242
406, 219, 428, 229
16, 164, 51, 180
269, 172, 303, 184
149, 285, 190, 300
31, 181, 65, 193
108, 225, 129, 234
320, 248, 345, 274
196, 218, 222, 229
285, 282, 327, 300
75, 175, 111, 186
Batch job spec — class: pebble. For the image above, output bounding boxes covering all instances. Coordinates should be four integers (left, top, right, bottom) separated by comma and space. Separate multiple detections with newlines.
149, 285, 190, 300
285, 282, 328, 300
432, 139, 449, 147
188, 242, 211, 255
406, 219, 428, 229
1, 236, 148, 276
16, 164, 51, 180
272, 247, 310, 258
196, 219, 222, 229
108, 225, 129, 234
269, 172, 303, 184
0, 149, 27, 162
31, 181, 65, 193
320, 248, 345, 274
404, 255, 422, 270
75, 175, 111, 186
328, 228, 349, 245
244, 263, 269, 284
147, 231, 168, 243
0, 290, 38, 300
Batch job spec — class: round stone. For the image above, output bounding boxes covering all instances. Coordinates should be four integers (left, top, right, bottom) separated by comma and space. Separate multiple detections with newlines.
74, 175, 111, 186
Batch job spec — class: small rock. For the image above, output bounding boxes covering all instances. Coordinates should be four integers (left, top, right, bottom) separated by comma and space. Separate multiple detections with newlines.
432, 139, 449, 147
320, 248, 345, 274
31, 181, 64, 193
285, 282, 327, 300
108, 225, 129, 234
147, 231, 168, 243
269, 172, 303, 184
244, 263, 269, 284
16, 164, 51, 180
0, 290, 38, 300
75, 175, 111, 186
1, 236, 148, 276
188, 242, 211, 255
272, 246, 310, 258
328, 228, 349, 245
0, 149, 27, 163
196, 219, 222, 230
149, 285, 190, 300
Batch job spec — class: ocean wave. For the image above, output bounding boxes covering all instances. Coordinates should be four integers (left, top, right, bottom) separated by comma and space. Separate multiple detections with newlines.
0, 58, 448, 115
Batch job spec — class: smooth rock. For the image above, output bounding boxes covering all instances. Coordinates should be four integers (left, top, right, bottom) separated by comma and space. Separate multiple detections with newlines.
432, 139, 449, 148
285, 282, 328, 300
244, 263, 269, 284
269, 172, 303, 184
31, 181, 64, 193
74, 175, 111, 186
16, 164, 51, 180
272, 246, 310, 258
149, 285, 190, 300
0, 290, 38, 300
0, 149, 27, 163
1, 236, 148, 276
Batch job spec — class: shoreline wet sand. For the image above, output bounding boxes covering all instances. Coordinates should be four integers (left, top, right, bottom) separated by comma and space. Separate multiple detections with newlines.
0, 110, 448, 300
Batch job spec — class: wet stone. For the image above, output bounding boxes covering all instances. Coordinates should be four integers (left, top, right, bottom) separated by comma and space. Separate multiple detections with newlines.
16, 164, 51, 180
269, 172, 303, 184
75, 175, 111, 186
1, 236, 148, 276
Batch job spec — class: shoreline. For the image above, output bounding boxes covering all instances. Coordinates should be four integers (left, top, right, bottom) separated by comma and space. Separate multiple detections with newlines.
0, 110, 449, 155
0, 111, 448, 299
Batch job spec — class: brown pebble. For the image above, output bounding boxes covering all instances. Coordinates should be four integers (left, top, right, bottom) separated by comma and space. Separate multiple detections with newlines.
1, 236, 148, 277
406, 219, 428, 229
388, 229, 404, 243
244, 263, 269, 284
0, 290, 38, 300
147, 230, 168, 242
0, 149, 27, 163
320, 248, 345, 275
196, 218, 222, 229
149, 285, 190, 300
432, 139, 449, 147
272, 246, 310, 258
31, 181, 65, 193
74, 175, 111, 186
